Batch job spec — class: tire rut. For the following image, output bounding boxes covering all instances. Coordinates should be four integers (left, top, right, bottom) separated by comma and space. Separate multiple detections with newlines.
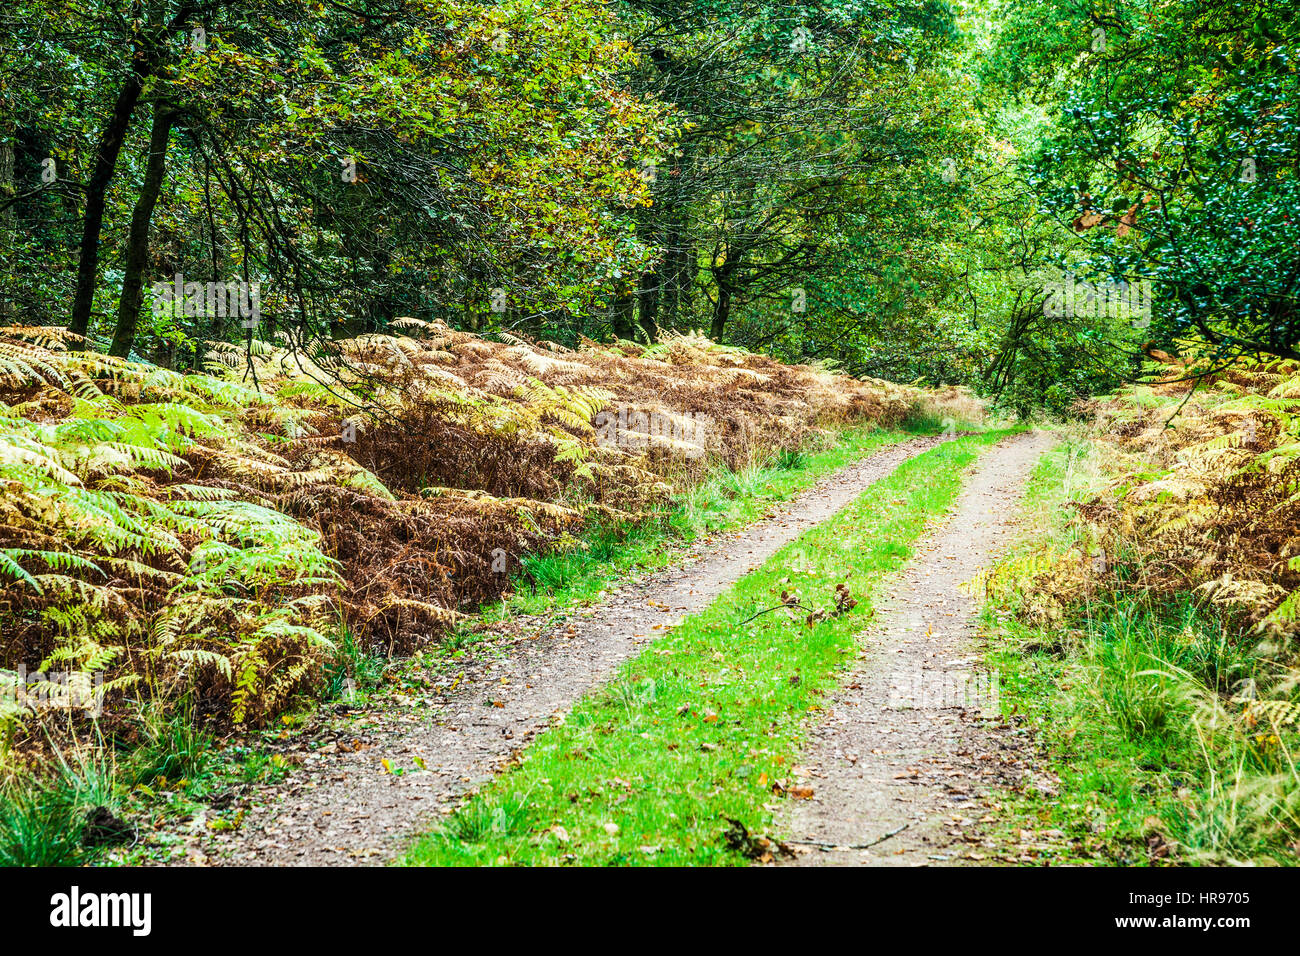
779, 430, 1055, 867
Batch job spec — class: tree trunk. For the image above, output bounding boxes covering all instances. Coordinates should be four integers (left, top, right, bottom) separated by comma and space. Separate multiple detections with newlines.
637, 263, 659, 342
710, 283, 732, 341
660, 216, 689, 328
69, 66, 149, 345
657, 144, 694, 331
0, 130, 13, 323
633, 213, 660, 341
109, 105, 175, 359
610, 284, 635, 340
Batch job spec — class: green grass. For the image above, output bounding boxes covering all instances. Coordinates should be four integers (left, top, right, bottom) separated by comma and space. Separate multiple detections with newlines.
983, 439, 1300, 865
0, 734, 128, 867
987, 599, 1264, 865
324, 624, 390, 704
0, 779, 90, 867
125, 704, 213, 787
404, 429, 1012, 866
488, 425, 915, 620
0, 704, 286, 866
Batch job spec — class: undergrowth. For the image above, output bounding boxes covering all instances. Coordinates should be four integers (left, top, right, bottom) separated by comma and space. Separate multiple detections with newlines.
983, 421, 1300, 865
0, 324, 941, 732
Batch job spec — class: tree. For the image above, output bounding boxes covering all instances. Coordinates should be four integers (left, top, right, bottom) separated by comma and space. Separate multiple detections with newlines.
616, 0, 962, 344
2, 0, 667, 359
992, 0, 1300, 362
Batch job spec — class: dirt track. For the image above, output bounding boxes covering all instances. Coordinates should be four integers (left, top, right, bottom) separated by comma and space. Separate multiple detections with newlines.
185, 435, 950, 865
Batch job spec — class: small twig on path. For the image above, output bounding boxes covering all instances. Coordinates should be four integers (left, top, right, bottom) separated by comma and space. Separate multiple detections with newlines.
738, 602, 812, 626
785, 822, 912, 851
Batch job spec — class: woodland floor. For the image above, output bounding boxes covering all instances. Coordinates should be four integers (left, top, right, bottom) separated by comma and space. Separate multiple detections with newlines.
780, 430, 1057, 866
176, 434, 951, 865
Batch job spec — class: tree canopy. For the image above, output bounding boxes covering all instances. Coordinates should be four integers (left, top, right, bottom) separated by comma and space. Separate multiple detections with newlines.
2, 0, 1297, 411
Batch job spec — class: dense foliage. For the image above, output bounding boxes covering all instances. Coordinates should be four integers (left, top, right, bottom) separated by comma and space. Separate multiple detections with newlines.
985, 0, 1300, 386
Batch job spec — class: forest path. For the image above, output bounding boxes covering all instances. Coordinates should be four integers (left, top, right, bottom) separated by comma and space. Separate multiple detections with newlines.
779, 430, 1054, 867
189, 434, 951, 865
